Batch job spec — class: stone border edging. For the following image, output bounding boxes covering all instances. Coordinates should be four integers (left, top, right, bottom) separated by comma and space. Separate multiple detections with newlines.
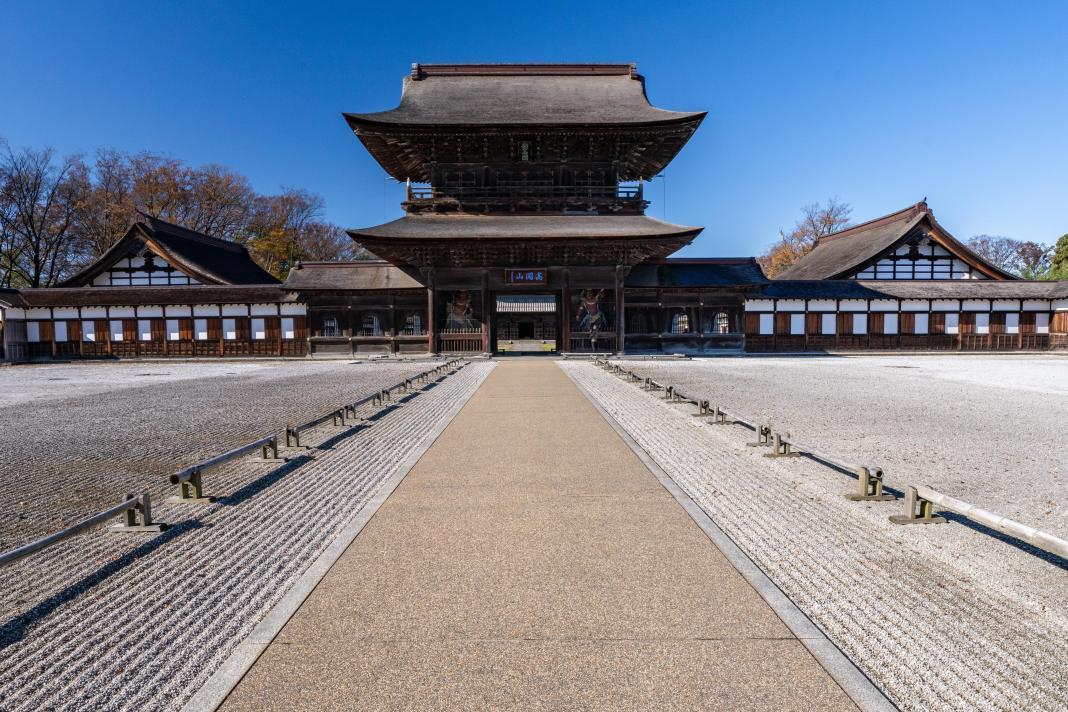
562, 364, 897, 712
181, 363, 494, 712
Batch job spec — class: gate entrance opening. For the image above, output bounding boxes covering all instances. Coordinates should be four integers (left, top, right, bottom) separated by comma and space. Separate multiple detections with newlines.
495, 293, 558, 353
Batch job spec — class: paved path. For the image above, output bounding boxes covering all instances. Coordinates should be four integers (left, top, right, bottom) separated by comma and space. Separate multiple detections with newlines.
220, 360, 855, 710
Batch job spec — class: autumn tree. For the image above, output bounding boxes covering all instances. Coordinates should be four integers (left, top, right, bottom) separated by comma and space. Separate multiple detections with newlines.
966, 235, 1052, 279
244, 189, 361, 279
0, 141, 367, 284
758, 199, 852, 277
0, 141, 86, 287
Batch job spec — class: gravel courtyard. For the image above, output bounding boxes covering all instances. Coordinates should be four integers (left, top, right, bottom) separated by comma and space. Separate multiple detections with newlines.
0, 359, 492, 711
565, 359, 1068, 711
0, 359, 435, 550
611, 354, 1068, 538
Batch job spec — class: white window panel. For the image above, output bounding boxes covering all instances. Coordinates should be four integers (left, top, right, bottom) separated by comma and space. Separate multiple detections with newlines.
281, 317, 295, 339
758, 313, 773, 335
195, 318, 209, 340
1005, 313, 1019, 334
821, 314, 836, 335
945, 313, 959, 335
110, 320, 124, 341
54, 321, 68, 342
884, 313, 898, 335
138, 319, 153, 341
852, 313, 867, 335
1037, 313, 1050, 334
914, 313, 929, 334
26, 322, 41, 342
789, 313, 805, 335
975, 313, 990, 335
166, 319, 181, 341
223, 318, 237, 340
82, 320, 96, 342
252, 318, 266, 340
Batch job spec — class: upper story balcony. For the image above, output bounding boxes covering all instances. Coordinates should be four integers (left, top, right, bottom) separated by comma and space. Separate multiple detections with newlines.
402, 183, 648, 215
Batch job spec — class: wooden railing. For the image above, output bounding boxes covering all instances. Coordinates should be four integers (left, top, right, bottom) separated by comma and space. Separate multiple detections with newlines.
568, 331, 617, 353
438, 329, 483, 353
408, 185, 642, 201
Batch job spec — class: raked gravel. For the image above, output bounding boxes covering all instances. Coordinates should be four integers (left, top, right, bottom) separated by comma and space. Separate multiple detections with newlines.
612, 355, 1068, 538
0, 359, 435, 550
0, 360, 494, 711
563, 360, 1068, 712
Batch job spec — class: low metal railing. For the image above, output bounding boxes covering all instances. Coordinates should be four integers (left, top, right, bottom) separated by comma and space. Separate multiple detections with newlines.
170, 435, 284, 503
0, 360, 469, 570
891, 485, 1068, 558
0, 493, 165, 567
597, 358, 1062, 559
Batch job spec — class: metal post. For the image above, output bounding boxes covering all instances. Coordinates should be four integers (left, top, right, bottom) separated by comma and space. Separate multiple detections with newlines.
747, 424, 773, 447
846, 466, 896, 501
172, 469, 216, 504
890, 486, 947, 524
111, 493, 167, 532
764, 432, 799, 458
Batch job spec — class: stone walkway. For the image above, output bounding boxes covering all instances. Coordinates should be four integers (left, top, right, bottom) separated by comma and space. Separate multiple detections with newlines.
220, 360, 856, 710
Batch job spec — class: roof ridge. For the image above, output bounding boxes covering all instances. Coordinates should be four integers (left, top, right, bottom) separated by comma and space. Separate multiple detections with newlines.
412, 63, 637, 79
136, 211, 245, 253
819, 201, 928, 244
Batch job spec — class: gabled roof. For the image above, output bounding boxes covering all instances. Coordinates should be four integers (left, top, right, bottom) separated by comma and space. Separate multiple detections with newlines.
776, 201, 1017, 281
344, 63, 706, 182
15, 285, 299, 307
344, 63, 705, 127
626, 258, 769, 288
759, 279, 1068, 300
59, 214, 278, 287
284, 261, 424, 291
348, 214, 702, 241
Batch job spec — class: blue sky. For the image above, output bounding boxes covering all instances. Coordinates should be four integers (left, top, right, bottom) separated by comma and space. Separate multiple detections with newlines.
3, 1, 1066, 257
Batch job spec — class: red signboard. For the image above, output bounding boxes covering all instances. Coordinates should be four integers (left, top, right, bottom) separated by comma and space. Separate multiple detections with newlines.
504, 269, 547, 285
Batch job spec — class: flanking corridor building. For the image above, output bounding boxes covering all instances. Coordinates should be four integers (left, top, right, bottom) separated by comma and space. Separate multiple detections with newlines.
1, 63, 1066, 359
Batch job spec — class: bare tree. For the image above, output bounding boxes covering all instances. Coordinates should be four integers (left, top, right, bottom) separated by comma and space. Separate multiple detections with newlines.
759, 199, 852, 277
0, 141, 86, 287
1015, 241, 1053, 279
966, 235, 1053, 278
75, 148, 135, 258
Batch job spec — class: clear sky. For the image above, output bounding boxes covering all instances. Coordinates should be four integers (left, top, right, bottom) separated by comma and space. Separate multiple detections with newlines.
3, 1, 1066, 257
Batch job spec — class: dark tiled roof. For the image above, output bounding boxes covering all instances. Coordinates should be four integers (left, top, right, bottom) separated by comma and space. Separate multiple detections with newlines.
284, 261, 424, 290
776, 202, 1016, 281
0, 288, 26, 308
60, 214, 278, 287
15, 285, 299, 308
627, 259, 768, 288
759, 280, 1068, 300
348, 214, 702, 241
344, 64, 705, 127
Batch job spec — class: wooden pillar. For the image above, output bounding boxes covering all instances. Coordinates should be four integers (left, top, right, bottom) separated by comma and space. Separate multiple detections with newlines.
615, 265, 628, 354
78, 307, 84, 357
424, 268, 436, 354
389, 294, 397, 354
49, 307, 56, 357
105, 307, 113, 356
561, 269, 570, 353
481, 270, 490, 354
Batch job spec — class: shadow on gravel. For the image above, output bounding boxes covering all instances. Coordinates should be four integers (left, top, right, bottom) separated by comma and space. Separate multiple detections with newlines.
0, 520, 206, 650
940, 513, 1068, 571
796, 455, 1066, 569
216, 455, 315, 507
800, 454, 908, 499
